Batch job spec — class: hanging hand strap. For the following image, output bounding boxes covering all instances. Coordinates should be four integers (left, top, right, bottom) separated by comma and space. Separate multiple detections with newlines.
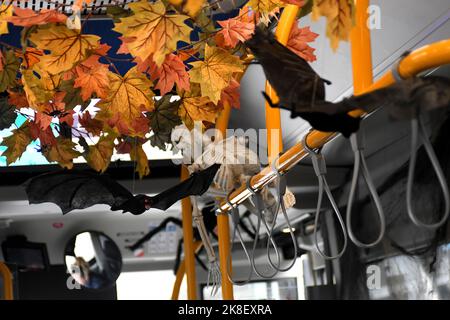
246, 180, 281, 279
406, 117, 450, 229
265, 156, 298, 272
303, 134, 348, 260
225, 192, 253, 286
346, 131, 386, 248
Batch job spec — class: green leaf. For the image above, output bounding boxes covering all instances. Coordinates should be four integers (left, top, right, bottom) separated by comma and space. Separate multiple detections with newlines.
0, 96, 17, 130
60, 80, 84, 110
148, 95, 182, 150
0, 50, 20, 92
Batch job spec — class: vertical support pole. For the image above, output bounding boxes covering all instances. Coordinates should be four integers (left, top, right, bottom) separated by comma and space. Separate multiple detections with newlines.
0, 262, 13, 300
350, 0, 374, 94
215, 102, 234, 300
181, 166, 198, 300
265, 5, 300, 161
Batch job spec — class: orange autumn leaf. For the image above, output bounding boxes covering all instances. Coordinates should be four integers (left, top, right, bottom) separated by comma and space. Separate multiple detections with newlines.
29, 119, 57, 147
117, 36, 134, 55
74, 63, 109, 101
215, 19, 254, 49
7, 90, 29, 108
34, 111, 52, 130
29, 24, 100, 74
43, 137, 80, 169
17, 48, 44, 69
113, 0, 192, 66
107, 113, 150, 137
99, 67, 154, 128
6, 7, 67, 27
280, 0, 305, 5
84, 134, 116, 173
79, 112, 103, 136
177, 48, 198, 61
179, 96, 221, 129
137, 53, 190, 95
0, 4, 13, 35
287, 25, 318, 62
219, 79, 240, 109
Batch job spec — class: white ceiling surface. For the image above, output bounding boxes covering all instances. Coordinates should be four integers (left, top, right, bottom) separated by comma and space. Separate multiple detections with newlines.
1, 0, 450, 269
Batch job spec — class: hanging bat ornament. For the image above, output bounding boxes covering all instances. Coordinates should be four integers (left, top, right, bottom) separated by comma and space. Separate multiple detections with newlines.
25, 164, 221, 215
245, 26, 450, 137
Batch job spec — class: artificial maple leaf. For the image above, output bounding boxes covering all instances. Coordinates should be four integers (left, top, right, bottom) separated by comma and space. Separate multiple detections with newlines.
107, 6, 132, 23
29, 24, 100, 74
17, 48, 44, 69
73, 63, 109, 101
189, 45, 244, 104
34, 111, 52, 130
138, 53, 190, 96
148, 95, 182, 150
177, 48, 198, 61
169, 0, 205, 18
280, 0, 305, 5
43, 137, 80, 169
287, 24, 318, 62
29, 119, 57, 147
117, 36, 134, 55
218, 79, 240, 109
0, 4, 13, 35
98, 67, 154, 129
248, 0, 283, 14
106, 112, 150, 138
21, 70, 54, 110
179, 96, 220, 129
7, 90, 29, 108
0, 122, 31, 165
79, 112, 103, 136
59, 80, 84, 109
0, 51, 4, 72
0, 95, 16, 130
130, 143, 150, 178
6, 7, 67, 27
59, 109, 74, 127
313, 0, 354, 50
113, 0, 192, 66
0, 50, 20, 92
215, 19, 255, 49
84, 133, 116, 173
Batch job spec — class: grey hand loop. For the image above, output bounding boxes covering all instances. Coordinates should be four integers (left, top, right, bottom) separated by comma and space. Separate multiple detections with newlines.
303, 134, 348, 260
265, 155, 298, 272
225, 191, 253, 286
406, 117, 450, 229
346, 131, 386, 248
246, 179, 281, 278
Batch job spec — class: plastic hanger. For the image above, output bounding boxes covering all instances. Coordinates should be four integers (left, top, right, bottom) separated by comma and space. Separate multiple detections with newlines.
303, 133, 348, 259
346, 130, 386, 248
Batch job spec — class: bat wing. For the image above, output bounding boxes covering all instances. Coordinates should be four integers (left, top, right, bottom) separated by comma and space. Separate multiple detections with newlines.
25, 170, 133, 214
149, 163, 221, 211
245, 26, 329, 111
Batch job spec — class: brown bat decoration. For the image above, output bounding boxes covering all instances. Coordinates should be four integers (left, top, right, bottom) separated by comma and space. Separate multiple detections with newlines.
245, 26, 450, 137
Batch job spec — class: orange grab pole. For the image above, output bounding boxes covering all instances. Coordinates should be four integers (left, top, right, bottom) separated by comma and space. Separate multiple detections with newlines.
217, 42, 450, 214
265, 5, 301, 161
172, 241, 203, 300
0, 262, 13, 300
180, 165, 198, 299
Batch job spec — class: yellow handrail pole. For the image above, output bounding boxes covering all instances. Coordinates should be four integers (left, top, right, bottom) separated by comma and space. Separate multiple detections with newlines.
0, 262, 13, 300
265, 5, 300, 161
172, 241, 203, 300
180, 165, 198, 299
350, 0, 373, 93
215, 101, 234, 300
217, 39, 450, 213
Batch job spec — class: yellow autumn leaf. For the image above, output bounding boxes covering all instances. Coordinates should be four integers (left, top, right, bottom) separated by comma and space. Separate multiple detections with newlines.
99, 67, 155, 126
189, 45, 244, 104
29, 24, 100, 74
0, 4, 13, 35
313, 0, 355, 50
43, 138, 81, 169
113, 0, 192, 66
85, 134, 116, 173
248, 0, 282, 14
0, 50, 20, 92
0, 122, 31, 165
179, 96, 221, 129
130, 144, 150, 178
169, 0, 206, 18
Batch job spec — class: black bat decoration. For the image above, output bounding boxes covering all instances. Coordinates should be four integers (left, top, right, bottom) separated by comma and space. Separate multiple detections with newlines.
245, 26, 450, 137
25, 163, 221, 215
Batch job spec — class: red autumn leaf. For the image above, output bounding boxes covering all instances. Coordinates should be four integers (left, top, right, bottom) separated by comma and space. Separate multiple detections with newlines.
59, 109, 74, 127
6, 7, 67, 27
8, 90, 29, 108
219, 79, 240, 109
79, 112, 103, 136
74, 63, 109, 101
216, 19, 255, 49
137, 53, 189, 95
115, 140, 132, 154
34, 112, 52, 130
280, 0, 305, 6
107, 112, 150, 138
29, 120, 57, 147
286, 25, 319, 62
